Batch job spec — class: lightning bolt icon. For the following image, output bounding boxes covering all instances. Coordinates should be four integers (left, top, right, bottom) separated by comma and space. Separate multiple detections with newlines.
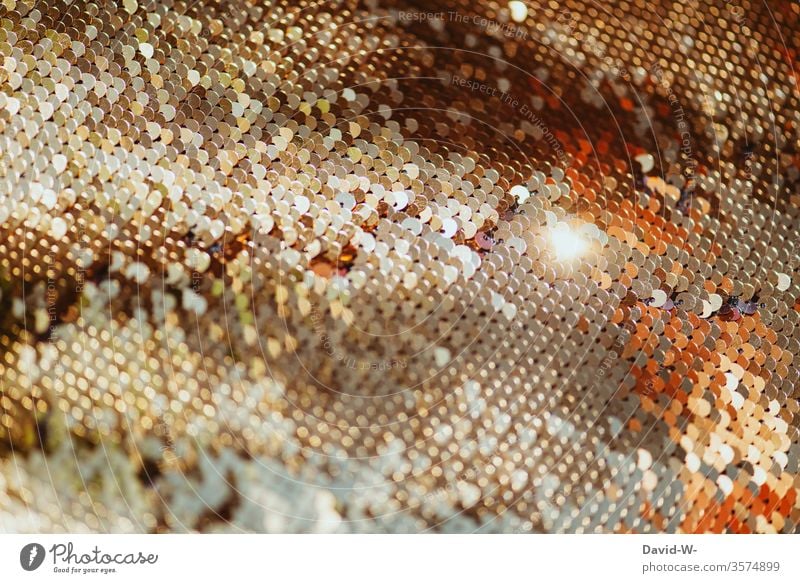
28, 546, 38, 567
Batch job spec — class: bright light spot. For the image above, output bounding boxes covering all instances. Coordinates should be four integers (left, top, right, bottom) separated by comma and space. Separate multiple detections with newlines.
550, 224, 588, 262
508, 1, 528, 23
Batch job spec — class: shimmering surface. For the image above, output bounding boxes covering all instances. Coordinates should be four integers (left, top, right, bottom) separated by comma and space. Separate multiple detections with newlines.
0, 0, 798, 533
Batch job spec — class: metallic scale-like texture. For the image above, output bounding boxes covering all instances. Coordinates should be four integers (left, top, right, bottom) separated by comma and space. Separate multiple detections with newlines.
0, 0, 799, 533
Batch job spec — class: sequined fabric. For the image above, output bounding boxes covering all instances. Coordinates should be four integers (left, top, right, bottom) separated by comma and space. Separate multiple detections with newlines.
0, 0, 798, 533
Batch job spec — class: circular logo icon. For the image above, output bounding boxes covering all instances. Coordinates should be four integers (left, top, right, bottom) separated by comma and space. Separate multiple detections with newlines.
20, 543, 46, 571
